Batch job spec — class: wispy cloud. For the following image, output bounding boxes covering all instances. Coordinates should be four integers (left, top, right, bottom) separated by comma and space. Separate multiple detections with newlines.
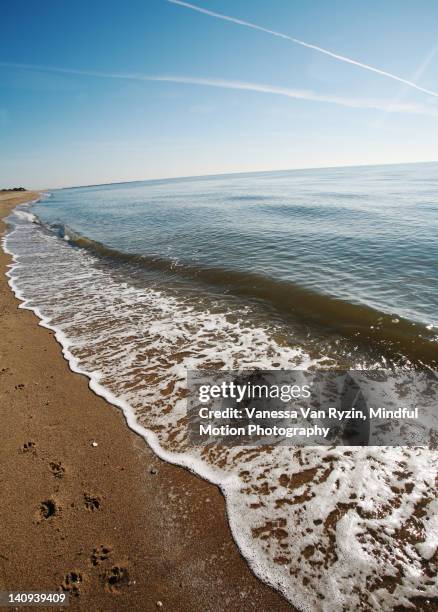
375, 45, 438, 128
1, 61, 437, 116
168, 0, 438, 99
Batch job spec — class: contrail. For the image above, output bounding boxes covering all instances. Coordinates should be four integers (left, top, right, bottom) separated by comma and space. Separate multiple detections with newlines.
378, 45, 438, 124
1, 61, 436, 116
168, 0, 438, 99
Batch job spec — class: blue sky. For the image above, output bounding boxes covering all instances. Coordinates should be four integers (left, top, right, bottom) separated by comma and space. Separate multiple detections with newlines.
1, 0, 438, 188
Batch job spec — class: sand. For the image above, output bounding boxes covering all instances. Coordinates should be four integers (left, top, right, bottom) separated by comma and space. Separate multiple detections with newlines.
0, 191, 292, 611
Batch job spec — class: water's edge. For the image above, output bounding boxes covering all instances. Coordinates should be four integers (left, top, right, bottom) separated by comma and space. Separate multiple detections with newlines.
2, 201, 294, 606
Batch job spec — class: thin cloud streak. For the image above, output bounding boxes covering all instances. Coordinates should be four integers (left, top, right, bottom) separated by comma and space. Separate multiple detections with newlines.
168, 0, 438, 99
377, 45, 438, 127
1, 61, 437, 116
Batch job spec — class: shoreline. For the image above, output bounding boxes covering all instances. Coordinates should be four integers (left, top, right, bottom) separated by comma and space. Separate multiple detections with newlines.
0, 191, 292, 611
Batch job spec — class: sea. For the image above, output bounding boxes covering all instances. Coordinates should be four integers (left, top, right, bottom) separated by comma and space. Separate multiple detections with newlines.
4, 162, 438, 610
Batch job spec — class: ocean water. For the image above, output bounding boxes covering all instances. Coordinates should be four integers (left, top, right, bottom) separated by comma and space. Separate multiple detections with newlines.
4, 162, 438, 610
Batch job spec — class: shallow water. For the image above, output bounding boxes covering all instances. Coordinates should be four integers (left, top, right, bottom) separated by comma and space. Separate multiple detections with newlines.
35, 162, 438, 331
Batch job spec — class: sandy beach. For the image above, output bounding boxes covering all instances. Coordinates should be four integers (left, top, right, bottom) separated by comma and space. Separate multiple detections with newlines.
0, 191, 292, 611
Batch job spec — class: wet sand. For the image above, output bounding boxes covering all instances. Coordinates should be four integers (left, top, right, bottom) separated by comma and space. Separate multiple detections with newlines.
0, 191, 292, 611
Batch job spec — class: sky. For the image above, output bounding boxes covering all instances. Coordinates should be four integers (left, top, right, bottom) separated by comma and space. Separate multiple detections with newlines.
1, 0, 438, 188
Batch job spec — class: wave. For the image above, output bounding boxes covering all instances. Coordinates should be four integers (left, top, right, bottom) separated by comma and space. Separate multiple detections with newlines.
54, 223, 438, 369
13, 210, 39, 223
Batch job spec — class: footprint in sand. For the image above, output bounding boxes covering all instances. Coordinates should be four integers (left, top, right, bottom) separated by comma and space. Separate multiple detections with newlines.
91, 545, 113, 566
103, 565, 131, 593
83, 493, 102, 512
21, 441, 36, 454
62, 571, 84, 596
49, 461, 65, 478
38, 498, 60, 521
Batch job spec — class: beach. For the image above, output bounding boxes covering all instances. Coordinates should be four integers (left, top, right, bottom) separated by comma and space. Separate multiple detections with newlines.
2, 170, 437, 611
0, 190, 291, 611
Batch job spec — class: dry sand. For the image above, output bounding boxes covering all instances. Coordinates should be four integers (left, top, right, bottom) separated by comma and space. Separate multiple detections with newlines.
0, 191, 292, 611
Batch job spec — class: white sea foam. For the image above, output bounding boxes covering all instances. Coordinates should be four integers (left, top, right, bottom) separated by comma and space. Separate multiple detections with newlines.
3, 211, 437, 611
12, 209, 38, 223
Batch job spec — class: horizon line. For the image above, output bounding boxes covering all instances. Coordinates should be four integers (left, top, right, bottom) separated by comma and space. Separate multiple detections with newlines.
36, 159, 438, 191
